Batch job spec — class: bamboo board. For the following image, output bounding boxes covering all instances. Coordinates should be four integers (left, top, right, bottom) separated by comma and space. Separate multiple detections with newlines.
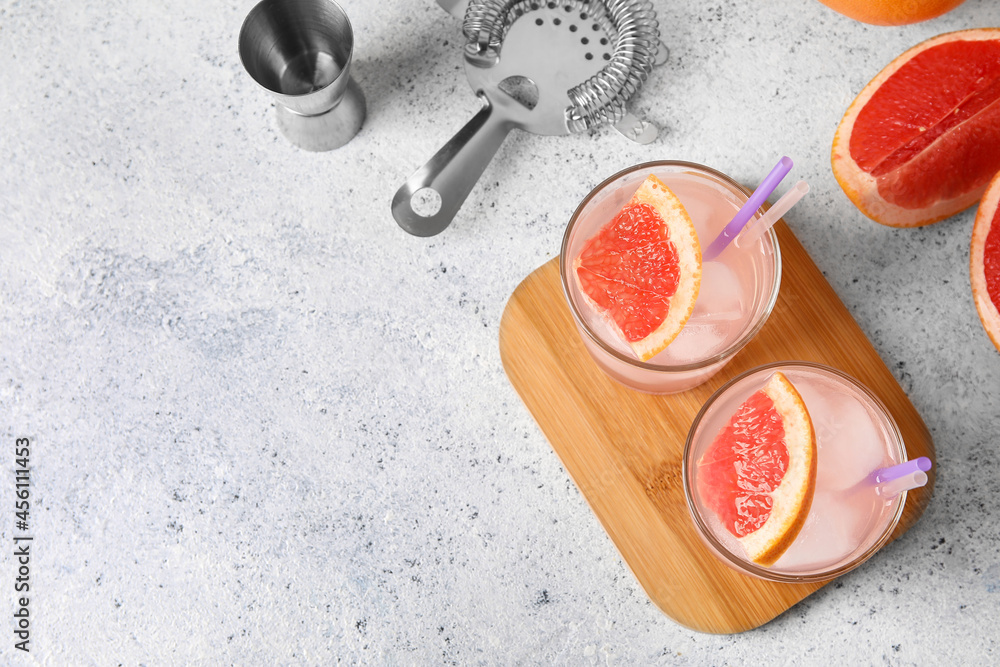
498, 220, 935, 634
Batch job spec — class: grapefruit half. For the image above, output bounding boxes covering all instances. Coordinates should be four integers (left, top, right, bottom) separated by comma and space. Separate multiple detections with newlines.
832, 29, 1000, 227
698, 372, 817, 566
574, 174, 702, 361
971, 169, 1000, 353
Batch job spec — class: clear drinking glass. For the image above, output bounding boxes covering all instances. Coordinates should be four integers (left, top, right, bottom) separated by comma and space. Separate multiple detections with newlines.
683, 361, 908, 583
560, 161, 781, 394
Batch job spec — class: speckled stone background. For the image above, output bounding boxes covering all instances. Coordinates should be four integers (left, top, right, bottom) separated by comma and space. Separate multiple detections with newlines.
2, 0, 1000, 663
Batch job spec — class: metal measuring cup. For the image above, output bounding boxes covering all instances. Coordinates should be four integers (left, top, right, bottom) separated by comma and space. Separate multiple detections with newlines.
239, 0, 365, 151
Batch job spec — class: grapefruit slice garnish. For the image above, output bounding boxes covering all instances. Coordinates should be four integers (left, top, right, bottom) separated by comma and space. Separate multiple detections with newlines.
971, 169, 1000, 353
832, 29, 1000, 227
698, 372, 817, 566
573, 174, 702, 361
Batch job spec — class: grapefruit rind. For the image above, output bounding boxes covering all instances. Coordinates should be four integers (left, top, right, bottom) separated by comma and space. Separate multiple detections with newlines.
574, 175, 702, 362
971, 170, 1000, 353
832, 28, 1000, 228
737, 372, 818, 566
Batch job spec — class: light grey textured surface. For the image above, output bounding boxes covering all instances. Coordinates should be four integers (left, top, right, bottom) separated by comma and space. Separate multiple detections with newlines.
2, 0, 1000, 664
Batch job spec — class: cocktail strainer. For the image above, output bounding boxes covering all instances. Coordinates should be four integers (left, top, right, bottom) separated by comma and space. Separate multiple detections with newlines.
392, 0, 662, 236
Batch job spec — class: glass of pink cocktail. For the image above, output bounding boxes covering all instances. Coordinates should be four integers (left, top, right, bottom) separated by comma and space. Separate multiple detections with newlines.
683, 362, 910, 582
560, 161, 781, 394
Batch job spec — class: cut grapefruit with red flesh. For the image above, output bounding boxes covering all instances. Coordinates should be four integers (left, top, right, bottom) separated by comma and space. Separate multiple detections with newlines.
971, 169, 1000, 353
832, 29, 1000, 227
573, 175, 702, 362
698, 372, 817, 566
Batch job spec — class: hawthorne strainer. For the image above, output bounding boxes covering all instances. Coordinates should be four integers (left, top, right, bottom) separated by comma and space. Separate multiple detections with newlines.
392, 0, 662, 236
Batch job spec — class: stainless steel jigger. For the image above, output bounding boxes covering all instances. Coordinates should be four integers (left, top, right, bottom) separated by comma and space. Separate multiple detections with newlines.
239, 0, 365, 151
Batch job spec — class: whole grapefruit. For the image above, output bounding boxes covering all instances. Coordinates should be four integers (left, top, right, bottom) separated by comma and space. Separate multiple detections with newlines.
817, 0, 965, 25
832, 29, 1000, 227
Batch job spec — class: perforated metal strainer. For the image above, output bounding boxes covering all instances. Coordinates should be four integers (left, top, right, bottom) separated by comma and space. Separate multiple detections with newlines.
392, 0, 662, 236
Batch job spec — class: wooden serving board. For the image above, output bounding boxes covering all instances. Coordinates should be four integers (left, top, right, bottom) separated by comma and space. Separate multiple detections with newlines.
498, 220, 935, 634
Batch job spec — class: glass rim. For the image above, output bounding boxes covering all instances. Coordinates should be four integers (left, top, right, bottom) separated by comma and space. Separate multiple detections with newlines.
681, 360, 909, 583
559, 160, 782, 373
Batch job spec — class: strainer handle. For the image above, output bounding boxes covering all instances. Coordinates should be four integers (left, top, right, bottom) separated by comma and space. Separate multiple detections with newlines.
392, 98, 512, 236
